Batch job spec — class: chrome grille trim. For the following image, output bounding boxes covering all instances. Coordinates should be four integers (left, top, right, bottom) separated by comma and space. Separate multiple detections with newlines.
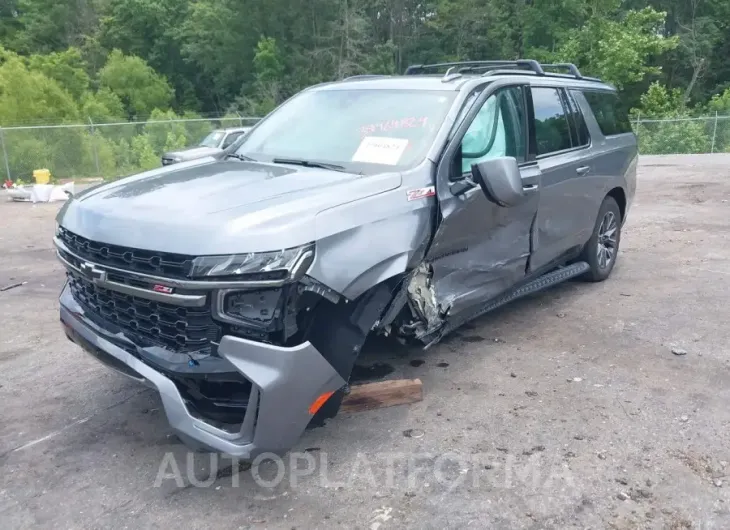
53, 236, 298, 289
56, 249, 207, 307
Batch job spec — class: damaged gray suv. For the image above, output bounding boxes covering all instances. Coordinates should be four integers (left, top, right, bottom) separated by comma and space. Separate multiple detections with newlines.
55, 60, 637, 459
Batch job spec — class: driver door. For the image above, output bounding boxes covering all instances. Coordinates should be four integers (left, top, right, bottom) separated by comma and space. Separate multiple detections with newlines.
425, 84, 541, 319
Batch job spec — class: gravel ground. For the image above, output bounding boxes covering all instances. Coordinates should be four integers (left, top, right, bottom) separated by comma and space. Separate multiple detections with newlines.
1, 154, 730, 529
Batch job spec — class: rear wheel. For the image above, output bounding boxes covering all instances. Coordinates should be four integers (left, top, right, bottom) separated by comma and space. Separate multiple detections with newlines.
579, 196, 621, 282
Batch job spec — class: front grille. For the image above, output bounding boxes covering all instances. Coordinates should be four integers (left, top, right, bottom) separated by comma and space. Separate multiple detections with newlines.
67, 273, 220, 354
58, 227, 193, 279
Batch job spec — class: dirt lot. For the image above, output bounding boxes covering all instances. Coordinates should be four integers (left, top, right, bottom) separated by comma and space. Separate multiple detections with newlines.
1, 155, 730, 529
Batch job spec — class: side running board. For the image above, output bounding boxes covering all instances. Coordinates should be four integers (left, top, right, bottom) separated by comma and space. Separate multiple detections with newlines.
423, 261, 590, 349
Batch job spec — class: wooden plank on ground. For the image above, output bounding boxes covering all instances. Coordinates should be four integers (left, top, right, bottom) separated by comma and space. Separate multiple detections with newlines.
340, 378, 423, 413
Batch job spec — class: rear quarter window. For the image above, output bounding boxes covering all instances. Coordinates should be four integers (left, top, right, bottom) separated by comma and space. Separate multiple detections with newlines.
579, 90, 633, 136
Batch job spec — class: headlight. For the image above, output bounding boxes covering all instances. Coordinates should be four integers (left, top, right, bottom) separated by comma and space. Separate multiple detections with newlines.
190, 244, 314, 281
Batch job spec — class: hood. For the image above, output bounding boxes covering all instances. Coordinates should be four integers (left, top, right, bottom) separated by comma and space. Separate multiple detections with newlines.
57, 158, 401, 255
164, 146, 222, 161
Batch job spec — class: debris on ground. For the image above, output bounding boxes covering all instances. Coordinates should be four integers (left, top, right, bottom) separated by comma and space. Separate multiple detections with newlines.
672, 347, 688, 356
340, 379, 423, 413
632, 489, 653, 500
403, 429, 424, 439
1, 281, 27, 292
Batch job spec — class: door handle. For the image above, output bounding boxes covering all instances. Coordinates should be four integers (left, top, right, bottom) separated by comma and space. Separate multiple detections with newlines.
576, 166, 591, 176
522, 184, 538, 192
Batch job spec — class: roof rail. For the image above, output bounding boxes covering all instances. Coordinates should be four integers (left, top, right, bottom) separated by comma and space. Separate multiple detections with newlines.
405, 60, 545, 76
541, 63, 583, 79
481, 69, 539, 78
403, 60, 598, 82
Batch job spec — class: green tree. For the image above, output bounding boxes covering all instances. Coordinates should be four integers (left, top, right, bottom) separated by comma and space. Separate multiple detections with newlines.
634, 81, 686, 118
130, 134, 159, 171
26, 47, 90, 101
144, 108, 188, 152
235, 37, 286, 116
0, 47, 79, 125
632, 82, 710, 154
12, 0, 99, 53
706, 88, 730, 152
98, 49, 173, 119
555, 7, 678, 90
176, 0, 256, 110
81, 88, 126, 123
99, 0, 197, 109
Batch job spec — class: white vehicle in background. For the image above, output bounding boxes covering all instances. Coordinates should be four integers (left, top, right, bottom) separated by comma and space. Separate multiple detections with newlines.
161, 127, 251, 166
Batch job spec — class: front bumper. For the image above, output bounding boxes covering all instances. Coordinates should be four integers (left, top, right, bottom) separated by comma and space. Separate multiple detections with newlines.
60, 285, 345, 459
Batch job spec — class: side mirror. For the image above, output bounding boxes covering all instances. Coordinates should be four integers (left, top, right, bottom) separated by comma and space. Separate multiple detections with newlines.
471, 157, 525, 207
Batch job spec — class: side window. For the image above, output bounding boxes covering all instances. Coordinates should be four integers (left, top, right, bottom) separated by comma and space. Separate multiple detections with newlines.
221, 132, 243, 149
580, 90, 633, 136
563, 90, 590, 147
531, 87, 572, 156
458, 86, 527, 175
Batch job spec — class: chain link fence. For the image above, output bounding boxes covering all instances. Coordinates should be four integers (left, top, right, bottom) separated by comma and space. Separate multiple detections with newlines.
0, 115, 261, 183
2, 113, 730, 183
634, 114, 730, 155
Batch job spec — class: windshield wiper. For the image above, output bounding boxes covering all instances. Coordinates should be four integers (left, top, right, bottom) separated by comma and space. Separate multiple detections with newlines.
226, 153, 257, 162
272, 158, 348, 173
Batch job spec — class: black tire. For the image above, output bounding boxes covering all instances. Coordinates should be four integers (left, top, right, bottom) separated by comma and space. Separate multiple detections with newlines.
579, 196, 622, 282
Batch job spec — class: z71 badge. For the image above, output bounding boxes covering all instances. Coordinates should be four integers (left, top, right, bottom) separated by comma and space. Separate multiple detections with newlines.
407, 186, 436, 201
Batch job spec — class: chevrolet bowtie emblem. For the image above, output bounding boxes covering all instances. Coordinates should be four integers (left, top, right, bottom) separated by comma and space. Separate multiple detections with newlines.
79, 261, 107, 282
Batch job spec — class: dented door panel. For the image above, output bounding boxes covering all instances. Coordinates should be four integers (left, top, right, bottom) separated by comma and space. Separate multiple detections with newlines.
424, 163, 540, 320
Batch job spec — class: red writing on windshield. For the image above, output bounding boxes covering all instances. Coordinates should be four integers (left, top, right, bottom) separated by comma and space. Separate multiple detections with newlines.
359, 116, 429, 137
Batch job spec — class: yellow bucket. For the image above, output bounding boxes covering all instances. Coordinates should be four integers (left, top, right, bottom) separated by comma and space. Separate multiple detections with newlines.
33, 169, 51, 184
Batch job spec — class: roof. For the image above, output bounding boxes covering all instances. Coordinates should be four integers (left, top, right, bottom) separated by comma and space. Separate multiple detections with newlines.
311, 60, 615, 93
316, 74, 613, 93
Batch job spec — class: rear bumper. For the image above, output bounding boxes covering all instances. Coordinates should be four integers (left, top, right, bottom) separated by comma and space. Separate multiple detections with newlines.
59, 285, 345, 459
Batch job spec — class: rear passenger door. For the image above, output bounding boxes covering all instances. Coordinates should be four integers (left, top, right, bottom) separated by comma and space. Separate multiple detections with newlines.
528, 86, 594, 273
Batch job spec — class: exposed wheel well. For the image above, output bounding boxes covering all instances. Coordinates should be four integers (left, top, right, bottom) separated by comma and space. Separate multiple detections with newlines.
607, 187, 627, 222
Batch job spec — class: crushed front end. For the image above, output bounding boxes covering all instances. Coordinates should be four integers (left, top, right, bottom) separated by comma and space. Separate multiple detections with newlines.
55, 226, 350, 458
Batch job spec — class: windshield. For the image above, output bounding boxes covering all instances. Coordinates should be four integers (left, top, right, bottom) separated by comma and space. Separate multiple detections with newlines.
199, 131, 225, 148
235, 89, 457, 173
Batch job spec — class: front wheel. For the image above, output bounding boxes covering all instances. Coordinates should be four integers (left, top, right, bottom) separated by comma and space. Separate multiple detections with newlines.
579, 196, 621, 282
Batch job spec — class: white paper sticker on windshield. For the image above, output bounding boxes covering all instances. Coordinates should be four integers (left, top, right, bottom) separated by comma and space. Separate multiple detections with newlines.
352, 136, 409, 165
